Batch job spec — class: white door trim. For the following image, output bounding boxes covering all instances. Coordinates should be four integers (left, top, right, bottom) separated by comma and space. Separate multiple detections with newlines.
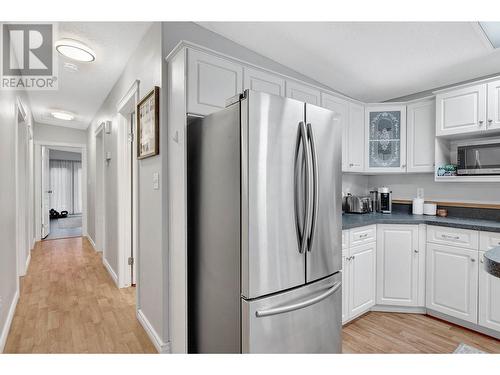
116, 80, 140, 291
33, 141, 87, 241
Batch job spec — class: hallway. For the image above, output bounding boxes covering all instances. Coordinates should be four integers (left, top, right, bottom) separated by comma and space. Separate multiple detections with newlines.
4, 237, 156, 353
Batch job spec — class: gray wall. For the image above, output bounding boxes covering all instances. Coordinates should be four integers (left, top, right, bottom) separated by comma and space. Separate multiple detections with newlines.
34, 122, 87, 145
49, 150, 81, 161
0, 90, 32, 351
87, 23, 163, 345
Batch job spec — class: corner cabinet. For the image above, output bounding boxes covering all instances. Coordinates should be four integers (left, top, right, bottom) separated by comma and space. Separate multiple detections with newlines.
479, 251, 500, 332
406, 99, 435, 173
321, 94, 365, 172
186, 48, 243, 116
365, 105, 407, 173
376, 225, 422, 307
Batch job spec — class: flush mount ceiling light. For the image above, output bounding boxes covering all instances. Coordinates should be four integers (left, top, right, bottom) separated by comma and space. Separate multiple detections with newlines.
51, 110, 75, 121
479, 22, 500, 49
55, 38, 96, 62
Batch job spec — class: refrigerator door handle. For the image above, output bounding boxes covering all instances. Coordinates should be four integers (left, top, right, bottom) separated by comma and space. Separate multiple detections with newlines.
295, 121, 311, 254
255, 281, 341, 318
306, 123, 318, 252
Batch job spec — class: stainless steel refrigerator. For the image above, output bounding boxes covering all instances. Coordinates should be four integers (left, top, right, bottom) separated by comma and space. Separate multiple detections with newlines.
187, 90, 342, 353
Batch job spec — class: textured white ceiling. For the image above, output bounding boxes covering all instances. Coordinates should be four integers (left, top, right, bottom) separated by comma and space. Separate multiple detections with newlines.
29, 22, 151, 129
198, 22, 500, 102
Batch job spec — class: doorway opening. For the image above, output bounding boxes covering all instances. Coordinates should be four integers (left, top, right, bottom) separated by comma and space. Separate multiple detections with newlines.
42, 146, 84, 240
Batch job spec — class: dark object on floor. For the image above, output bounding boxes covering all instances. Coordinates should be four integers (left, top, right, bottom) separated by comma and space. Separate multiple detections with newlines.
49, 209, 69, 219
50, 209, 59, 219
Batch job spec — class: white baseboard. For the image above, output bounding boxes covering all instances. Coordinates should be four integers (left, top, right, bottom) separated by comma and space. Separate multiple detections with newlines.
137, 309, 170, 353
0, 289, 19, 353
371, 305, 427, 314
103, 257, 119, 288
86, 235, 97, 251
24, 251, 31, 274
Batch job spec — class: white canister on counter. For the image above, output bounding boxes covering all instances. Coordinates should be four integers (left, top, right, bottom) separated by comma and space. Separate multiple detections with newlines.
412, 198, 424, 215
423, 202, 437, 216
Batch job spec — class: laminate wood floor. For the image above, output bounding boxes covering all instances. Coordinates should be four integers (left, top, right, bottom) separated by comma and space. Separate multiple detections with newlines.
4, 237, 156, 353
343, 312, 500, 354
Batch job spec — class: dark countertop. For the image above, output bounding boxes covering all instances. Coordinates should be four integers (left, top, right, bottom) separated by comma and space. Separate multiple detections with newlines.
484, 247, 500, 278
342, 212, 500, 233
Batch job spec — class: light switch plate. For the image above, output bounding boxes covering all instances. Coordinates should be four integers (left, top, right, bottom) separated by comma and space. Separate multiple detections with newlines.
153, 172, 159, 190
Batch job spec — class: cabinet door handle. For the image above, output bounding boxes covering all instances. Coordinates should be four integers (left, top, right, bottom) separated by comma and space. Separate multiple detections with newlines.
442, 234, 460, 240
414, 249, 419, 253
349, 163, 354, 167
479, 120, 484, 126
471, 258, 476, 263
352, 255, 356, 260
480, 258, 484, 264
359, 233, 368, 238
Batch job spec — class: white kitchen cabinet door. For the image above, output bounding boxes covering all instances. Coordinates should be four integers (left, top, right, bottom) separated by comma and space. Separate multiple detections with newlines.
346, 103, 365, 172
365, 105, 407, 173
321, 93, 350, 171
187, 48, 243, 115
342, 251, 349, 324
406, 99, 435, 173
243, 67, 285, 97
376, 225, 420, 307
285, 80, 321, 106
480, 231, 500, 251
487, 79, 500, 131
349, 242, 376, 318
435, 84, 487, 137
426, 243, 478, 323
479, 251, 500, 332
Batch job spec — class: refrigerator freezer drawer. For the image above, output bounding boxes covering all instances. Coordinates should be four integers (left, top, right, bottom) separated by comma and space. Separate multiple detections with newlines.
241, 273, 341, 353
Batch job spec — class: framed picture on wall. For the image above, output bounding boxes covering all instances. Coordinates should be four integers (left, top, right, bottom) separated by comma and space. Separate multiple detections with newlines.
137, 86, 159, 159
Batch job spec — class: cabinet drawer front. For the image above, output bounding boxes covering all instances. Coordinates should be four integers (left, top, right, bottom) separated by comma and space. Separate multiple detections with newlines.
342, 230, 349, 250
480, 231, 500, 251
427, 225, 479, 249
349, 225, 376, 247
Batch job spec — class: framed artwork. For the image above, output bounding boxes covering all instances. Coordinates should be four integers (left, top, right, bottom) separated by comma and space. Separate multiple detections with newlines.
137, 86, 159, 159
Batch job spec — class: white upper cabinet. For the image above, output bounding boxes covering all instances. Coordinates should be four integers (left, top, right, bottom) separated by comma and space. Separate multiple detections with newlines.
435, 83, 487, 137
286, 80, 321, 106
187, 48, 243, 115
243, 67, 285, 97
321, 94, 365, 173
426, 243, 478, 323
365, 105, 407, 173
376, 225, 420, 307
406, 99, 435, 173
487, 79, 500, 131
479, 251, 500, 332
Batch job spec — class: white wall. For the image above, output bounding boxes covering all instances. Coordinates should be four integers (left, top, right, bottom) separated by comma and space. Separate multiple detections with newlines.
342, 174, 370, 196
87, 23, 164, 348
368, 173, 500, 204
34, 122, 87, 145
0, 90, 33, 352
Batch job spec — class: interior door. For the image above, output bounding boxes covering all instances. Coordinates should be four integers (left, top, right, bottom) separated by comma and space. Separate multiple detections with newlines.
41, 146, 50, 239
305, 104, 342, 282
242, 90, 306, 299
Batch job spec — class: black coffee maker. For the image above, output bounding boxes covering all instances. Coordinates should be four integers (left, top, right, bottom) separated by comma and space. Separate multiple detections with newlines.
378, 187, 392, 214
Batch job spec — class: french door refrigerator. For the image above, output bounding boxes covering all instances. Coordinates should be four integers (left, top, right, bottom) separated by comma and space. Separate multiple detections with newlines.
187, 89, 342, 353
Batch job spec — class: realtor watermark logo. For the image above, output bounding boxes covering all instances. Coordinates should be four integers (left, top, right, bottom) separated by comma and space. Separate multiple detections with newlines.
1, 23, 58, 90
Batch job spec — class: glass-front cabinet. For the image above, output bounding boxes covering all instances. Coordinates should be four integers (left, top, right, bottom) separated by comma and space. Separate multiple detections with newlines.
365, 105, 407, 173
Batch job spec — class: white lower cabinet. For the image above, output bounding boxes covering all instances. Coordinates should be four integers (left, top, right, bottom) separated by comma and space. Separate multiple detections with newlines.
479, 251, 500, 332
342, 228, 376, 324
426, 243, 478, 323
376, 225, 421, 307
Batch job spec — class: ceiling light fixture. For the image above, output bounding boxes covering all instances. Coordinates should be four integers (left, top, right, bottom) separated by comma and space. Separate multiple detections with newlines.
51, 110, 75, 121
55, 38, 96, 62
479, 22, 500, 49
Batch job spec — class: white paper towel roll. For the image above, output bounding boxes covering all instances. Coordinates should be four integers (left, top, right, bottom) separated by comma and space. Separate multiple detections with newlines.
412, 198, 424, 215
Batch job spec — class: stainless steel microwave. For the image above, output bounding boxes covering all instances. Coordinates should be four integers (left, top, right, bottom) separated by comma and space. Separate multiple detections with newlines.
457, 142, 500, 175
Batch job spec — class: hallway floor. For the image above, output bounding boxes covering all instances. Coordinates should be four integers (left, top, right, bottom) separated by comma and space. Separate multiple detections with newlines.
4, 237, 156, 353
